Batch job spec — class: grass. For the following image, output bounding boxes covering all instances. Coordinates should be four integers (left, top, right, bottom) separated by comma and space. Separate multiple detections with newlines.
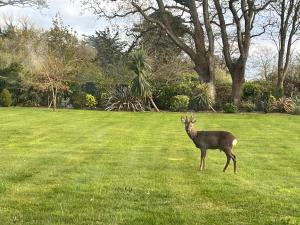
0, 107, 299, 225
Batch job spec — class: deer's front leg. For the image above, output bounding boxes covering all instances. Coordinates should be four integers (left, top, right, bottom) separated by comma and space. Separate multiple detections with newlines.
199, 148, 206, 171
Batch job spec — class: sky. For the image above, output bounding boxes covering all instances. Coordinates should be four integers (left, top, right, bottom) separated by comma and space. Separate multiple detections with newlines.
0, 0, 298, 80
0, 0, 108, 36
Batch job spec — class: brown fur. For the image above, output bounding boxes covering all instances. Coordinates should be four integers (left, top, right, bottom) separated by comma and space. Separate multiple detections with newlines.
181, 115, 238, 173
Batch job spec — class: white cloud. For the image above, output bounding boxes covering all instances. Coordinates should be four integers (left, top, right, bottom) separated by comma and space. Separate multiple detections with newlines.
0, 0, 109, 36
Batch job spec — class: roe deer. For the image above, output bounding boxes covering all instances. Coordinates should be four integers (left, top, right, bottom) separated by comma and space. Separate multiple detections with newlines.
181, 115, 238, 173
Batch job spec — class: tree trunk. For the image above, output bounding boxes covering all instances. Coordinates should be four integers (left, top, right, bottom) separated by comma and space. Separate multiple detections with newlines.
232, 78, 243, 106
277, 68, 284, 94
53, 93, 57, 111
194, 62, 216, 102
51, 87, 57, 111
231, 71, 245, 106
149, 96, 159, 112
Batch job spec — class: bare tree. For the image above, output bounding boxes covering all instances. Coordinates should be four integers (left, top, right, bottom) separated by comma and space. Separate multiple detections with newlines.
213, 0, 274, 105
250, 46, 276, 80
270, 0, 300, 93
0, 0, 47, 8
81, 0, 217, 98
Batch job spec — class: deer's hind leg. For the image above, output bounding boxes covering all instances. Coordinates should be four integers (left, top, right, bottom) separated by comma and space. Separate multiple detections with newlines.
222, 147, 237, 173
230, 152, 237, 174
223, 153, 231, 172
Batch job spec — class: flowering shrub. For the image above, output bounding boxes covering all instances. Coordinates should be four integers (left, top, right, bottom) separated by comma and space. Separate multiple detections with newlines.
86, 94, 97, 109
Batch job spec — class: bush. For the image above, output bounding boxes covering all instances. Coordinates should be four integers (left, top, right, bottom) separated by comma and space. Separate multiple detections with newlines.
153, 78, 196, 110
292, 106, 300, 115
271, 97, 296, 113
259, 91, 276, 113
19, 89, 41, 107
215, 83, 232, 110
0, 88, 12, 107
242, 82, 262, 102
170, 95, 190, 112
152, 85, 175, 110
105, 86, 144, 111
190, 83, 214, 111
97, 92, 109, 109
240, 101, 256, 112
85, 94, 97, 109
71, 92, 86, 109
223, 103, 238, 113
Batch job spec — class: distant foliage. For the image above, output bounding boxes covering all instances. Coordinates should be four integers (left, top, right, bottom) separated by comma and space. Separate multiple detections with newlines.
152, 74, 195, 110
0, 88, 12, 107
292, 106, 300, 115
271, 97, 296, 113
152, 85, 175, 110
242, 82, 262, 102
170, 95, 190, 111
71, 92, 86, 109
18, 88, 41, 107
105, 86, 144, 111
88, 28, 127, 71
215, 83, 232, 110
85, 94, 97, 109
223, 103, 238, 113
259, 91, 276, 113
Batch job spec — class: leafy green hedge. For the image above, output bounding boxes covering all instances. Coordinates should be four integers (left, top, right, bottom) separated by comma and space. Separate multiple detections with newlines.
0, 88, 12, 107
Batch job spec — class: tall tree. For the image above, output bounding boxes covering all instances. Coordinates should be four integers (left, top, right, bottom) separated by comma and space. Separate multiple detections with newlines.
81, 0, 217, 99
88, 28, 132, 86
88, 28, 126, 71
129, 11, 188, 62
28, 15, 81, 110
213, 0, 273, 105
270, 0, 300, 93
250, 47, 276, 80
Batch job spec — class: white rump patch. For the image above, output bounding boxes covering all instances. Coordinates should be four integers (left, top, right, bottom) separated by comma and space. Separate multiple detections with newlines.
232, 139, 238, 146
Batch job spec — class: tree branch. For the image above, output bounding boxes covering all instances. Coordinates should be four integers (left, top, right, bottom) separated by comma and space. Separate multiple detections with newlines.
131, 1, 196, 60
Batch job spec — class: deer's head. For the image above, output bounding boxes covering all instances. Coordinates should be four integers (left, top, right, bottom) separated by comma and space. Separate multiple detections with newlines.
181, 115, 196, 133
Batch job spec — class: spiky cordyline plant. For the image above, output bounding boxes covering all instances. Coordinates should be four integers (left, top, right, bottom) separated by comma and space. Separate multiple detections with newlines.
131, 50, 159, 112
105, 86, 144, 112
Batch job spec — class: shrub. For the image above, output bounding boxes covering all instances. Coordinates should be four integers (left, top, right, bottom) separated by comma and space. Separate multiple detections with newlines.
292, 95, 300, 106
259, 91, 276, 113
272, 87, 284, 98
153, 78, 196, 110
71, 92, 86, 109
292, 106, 300, 115
215, 83, 232, 110
240, 101, 256, 112
223, 103, 238, 113
19, 89, 41, 107
271, 97, 296, 113
170, 95, 190, 112
0, 88, 12, 107
190, 83, 215, 111
85, 94, 97, 109
242, 82, 262, 102
97, 92, 109, 109
105, 86, 144, 111
152, 85, 175, 110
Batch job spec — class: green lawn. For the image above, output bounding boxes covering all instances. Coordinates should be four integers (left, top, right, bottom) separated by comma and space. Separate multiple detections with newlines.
0, 108, 299, 225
